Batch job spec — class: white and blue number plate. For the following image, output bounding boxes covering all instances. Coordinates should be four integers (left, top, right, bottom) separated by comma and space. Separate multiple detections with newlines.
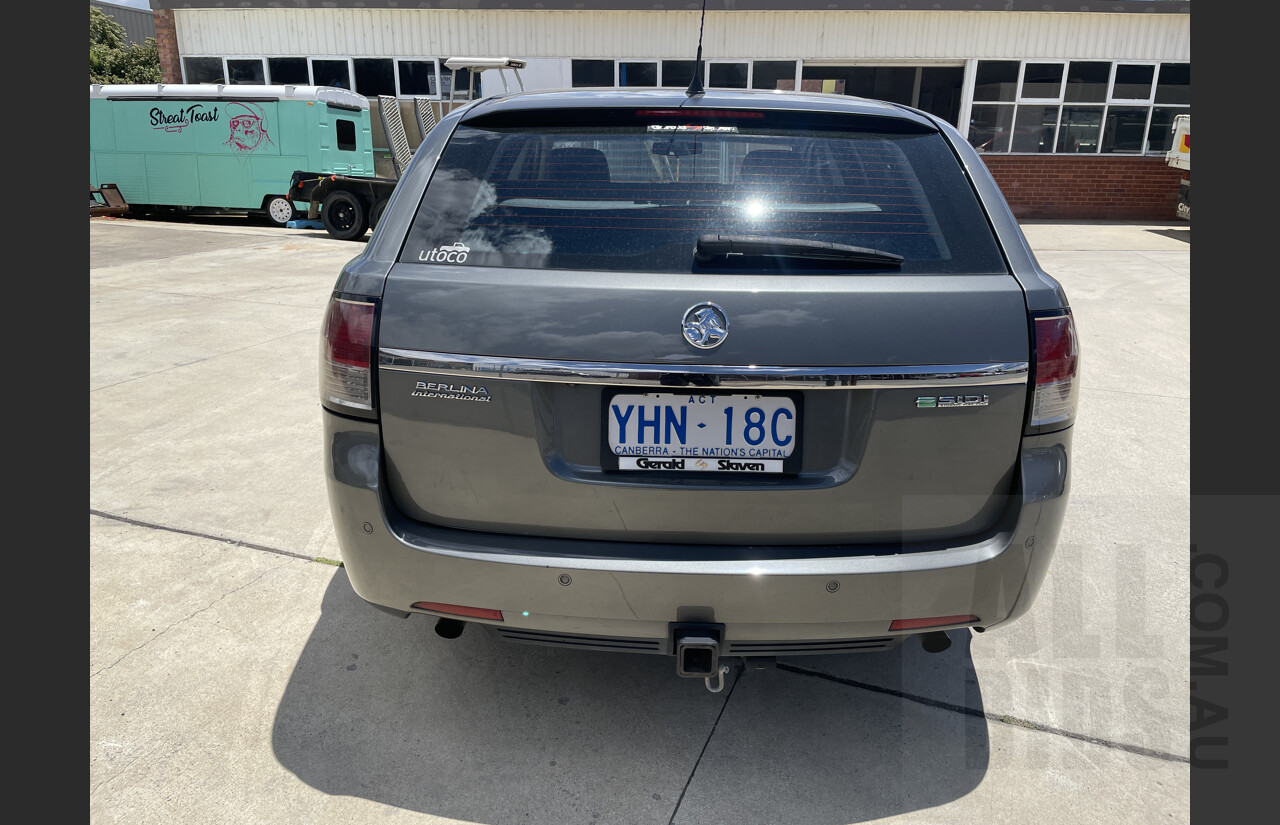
607, 392, 798, 473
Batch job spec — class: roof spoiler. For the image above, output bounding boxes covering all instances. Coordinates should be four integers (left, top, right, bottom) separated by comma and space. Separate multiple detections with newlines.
442, 57, 526, 102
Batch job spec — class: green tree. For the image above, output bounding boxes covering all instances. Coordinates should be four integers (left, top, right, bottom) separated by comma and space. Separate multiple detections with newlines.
90, 5, 161, 84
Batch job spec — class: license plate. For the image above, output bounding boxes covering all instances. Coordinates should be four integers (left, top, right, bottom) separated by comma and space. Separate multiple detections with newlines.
606, 392, 799, 473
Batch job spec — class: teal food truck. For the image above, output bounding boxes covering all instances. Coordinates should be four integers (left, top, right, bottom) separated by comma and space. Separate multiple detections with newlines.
90, 84, 375, 226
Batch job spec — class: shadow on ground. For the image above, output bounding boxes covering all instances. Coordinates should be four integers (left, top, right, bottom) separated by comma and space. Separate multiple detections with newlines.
272, 572, 989, 824
1145, 227, 1190, 243
102, 209, 368, 242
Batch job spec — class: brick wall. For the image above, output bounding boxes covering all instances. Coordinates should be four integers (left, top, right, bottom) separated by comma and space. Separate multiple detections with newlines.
153, 9, 182, 84
978, 154, 1184, 221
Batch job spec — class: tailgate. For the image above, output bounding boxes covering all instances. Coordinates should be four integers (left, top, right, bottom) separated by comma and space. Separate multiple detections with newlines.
376, 266, 1028, 546
373, 103, 1031, 548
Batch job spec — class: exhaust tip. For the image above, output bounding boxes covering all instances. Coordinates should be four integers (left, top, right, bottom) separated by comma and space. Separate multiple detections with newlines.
435, 617, 466, 639
920, 631, 952, 654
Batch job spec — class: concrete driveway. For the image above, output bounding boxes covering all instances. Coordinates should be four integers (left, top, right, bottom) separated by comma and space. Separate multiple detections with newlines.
90, 215, 1190, 824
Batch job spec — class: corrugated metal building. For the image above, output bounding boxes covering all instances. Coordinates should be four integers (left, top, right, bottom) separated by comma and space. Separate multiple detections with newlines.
143, 0, 1191, 219
92, 1, 157, 46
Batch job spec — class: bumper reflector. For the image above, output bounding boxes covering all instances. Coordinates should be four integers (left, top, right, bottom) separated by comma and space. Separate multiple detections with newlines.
889, 615, 979, 631
412, 602, 504, 622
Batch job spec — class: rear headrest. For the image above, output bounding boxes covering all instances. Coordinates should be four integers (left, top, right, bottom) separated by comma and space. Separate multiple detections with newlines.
547, 147, 611, 182
739, 150, 801, 184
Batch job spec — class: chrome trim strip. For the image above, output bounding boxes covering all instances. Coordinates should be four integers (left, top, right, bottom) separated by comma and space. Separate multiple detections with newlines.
378, 349, 1028, 389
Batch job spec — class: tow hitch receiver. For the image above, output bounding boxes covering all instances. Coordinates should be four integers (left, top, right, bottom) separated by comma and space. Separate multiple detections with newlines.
672, 622, 727, 690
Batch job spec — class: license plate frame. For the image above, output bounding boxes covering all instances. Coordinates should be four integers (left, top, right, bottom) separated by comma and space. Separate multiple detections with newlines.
602, 390, 803, 474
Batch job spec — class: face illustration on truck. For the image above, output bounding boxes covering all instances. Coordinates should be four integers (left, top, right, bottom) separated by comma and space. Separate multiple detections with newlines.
224, 102, 275, 155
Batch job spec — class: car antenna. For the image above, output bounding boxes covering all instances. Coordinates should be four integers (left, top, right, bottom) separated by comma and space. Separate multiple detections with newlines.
685, 0, 707, 98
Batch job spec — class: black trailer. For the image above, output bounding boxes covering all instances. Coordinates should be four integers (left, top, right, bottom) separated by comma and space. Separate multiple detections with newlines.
290, 58, 525, 241
290, 171, 400, 241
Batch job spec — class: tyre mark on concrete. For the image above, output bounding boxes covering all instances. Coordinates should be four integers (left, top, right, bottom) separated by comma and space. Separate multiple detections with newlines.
778, 662, 1188, 764
91, 559, 289, 679
90, 509, 330, 565
667, 662, 744, 825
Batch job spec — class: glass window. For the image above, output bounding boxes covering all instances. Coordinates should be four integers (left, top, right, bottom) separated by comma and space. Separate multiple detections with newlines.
1021, 63, 1063, 99
752, 61, 796, 91
1155, 63, 1190, 105
1101, 106, 1150, 152
441, 60, 474, 99
968, 60, 1187, 155
227, 59, 265, 85
917, 67, 964, 126
620, 62, 657, 87
844, 67, 916, 106
1011, 105, 1058, 153
661, 61, 697, 88
1147, 107, 1184, 154
336, 119, 357, 152
401, 108, 1009, 275
268, 58, 309, 85
572, 60, 614, 87
973, 61, 1020, 102
797, 66, 850, 95
1064, 62, 1110, 103
1112, 64, 1155, 100
183, 57, 224, 84
398, 60, 437, 96
312, 59, 352, 90
1055, 107, 1103, 153
354, 58, 396, 97
968, 104, 1014, 153
708, 63, 748, 89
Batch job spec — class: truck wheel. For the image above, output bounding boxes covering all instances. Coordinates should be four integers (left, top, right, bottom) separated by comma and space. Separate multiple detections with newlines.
322, 190, 368, 241
369, 198, 388, 230
264, 195, 298, 227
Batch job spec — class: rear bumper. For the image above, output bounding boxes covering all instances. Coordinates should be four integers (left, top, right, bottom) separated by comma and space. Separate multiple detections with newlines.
324, 410, 1070, 652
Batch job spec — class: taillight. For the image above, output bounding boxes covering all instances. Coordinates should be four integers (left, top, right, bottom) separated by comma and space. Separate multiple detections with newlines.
1027, 311, 1079, 433
321, 296, 376, 411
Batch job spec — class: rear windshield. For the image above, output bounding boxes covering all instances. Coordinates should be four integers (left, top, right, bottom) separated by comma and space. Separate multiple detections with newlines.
399, 108, 1007, 274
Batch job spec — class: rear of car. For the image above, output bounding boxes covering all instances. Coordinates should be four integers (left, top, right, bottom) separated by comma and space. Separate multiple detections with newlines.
321, 89, 1077, 680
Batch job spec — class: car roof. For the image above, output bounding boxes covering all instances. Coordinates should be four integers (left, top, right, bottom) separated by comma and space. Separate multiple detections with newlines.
461, 87, 938, 128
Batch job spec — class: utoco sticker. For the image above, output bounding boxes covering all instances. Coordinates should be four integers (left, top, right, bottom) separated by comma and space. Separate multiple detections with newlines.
419, 242, 471, 263
411, 381, 490, 402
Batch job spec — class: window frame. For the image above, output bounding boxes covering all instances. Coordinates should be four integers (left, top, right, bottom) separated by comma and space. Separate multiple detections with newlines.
181, 55, 458, 99
618, 60, 658, 88
352, 57, 398, 98
750, 59, 802, 92
309, 56, 355, 91
395, 58, 443, 98
1108, 61, 1160, 104
705, 60, 751, 90
266, 56, 310, 86
965, 58, 1188, 156
563, 58, 803, 92
180, 56, 228, 84
1017, 60, 1067, 103
225, 57, 267, 86
570, 59, 618, 88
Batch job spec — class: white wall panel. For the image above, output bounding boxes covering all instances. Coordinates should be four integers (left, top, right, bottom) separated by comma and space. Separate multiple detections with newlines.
175, 8, 1190, 63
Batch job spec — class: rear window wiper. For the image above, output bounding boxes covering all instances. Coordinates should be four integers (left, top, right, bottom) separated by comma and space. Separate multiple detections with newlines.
695, 234, 904, 267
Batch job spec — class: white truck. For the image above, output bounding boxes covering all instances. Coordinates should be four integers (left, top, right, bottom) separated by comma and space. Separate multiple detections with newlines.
1165, 114, 1190, 221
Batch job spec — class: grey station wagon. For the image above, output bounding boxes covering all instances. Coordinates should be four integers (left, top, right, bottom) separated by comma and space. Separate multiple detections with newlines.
321, 87, 1077, 687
